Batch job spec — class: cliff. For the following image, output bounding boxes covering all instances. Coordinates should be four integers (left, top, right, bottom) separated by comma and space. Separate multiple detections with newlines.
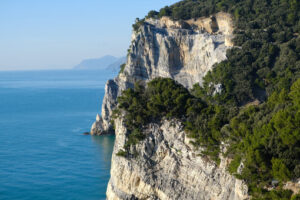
90, 12, 251, 200
91, 12, 234, 135
106, 117, 249, 200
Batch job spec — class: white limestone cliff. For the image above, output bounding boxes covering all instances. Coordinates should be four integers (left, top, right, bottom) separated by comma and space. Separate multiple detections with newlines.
106, 117, 249, 200
91, 12, 234, 135
90, 12, 249, 200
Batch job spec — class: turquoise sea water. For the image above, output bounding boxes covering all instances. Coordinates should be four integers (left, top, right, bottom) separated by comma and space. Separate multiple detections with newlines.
0, 70, 116, 200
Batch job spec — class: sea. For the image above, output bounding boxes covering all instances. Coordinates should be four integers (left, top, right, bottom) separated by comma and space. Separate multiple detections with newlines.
0, 70, 117, 200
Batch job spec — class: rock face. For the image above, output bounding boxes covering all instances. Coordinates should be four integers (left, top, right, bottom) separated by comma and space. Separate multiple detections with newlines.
106, 117, 249, 200
92, 12, 234, 135
91, 12, 248, 200
90, 114, 104, 135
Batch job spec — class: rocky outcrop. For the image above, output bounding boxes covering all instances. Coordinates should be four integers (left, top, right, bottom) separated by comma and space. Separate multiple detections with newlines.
284, 179, 300, 195
90, 11, 250, 200
106, 117, 249, 200
90, 114, 104, 135
92, 12, 234, 135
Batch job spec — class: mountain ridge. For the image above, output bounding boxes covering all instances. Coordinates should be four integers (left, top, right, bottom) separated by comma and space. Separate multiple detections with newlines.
73, 55, 126, 71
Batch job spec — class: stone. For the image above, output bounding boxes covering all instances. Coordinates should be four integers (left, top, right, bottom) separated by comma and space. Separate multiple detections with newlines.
213, 83, 223, 96
89, 13, 250, 200
92, 12, 234, 135
90, 114, 105, 135
106, 118, 249, 200
96, 114, 101, 122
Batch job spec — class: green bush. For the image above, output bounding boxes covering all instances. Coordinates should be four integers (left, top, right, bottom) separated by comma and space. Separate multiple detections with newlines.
226, 79, 300, 198
115, 78, 228, 162
119, 63, 126, 74
114, 78, 198, 155
146, 10, 159, 19
291, 193, 300, 200
116, 150, 127, 157
132, 18, 145, 32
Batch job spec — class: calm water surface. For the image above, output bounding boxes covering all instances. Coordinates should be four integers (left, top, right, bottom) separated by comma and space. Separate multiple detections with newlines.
0, 70, 116, 200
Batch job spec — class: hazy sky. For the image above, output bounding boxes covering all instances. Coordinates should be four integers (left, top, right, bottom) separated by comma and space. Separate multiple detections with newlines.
0, 0, 178, 70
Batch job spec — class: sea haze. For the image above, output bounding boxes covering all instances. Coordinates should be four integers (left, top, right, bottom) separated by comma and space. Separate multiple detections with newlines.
0, 70, 117, 200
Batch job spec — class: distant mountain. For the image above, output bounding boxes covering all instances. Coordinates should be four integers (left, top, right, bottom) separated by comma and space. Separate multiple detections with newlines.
73, 55, 125, 71
106, 56, 127, 72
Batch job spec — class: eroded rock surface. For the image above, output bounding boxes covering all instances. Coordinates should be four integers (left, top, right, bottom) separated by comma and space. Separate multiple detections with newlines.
90, 12, 251, 200
106, 117, 249, 200
91, 12, 234, 135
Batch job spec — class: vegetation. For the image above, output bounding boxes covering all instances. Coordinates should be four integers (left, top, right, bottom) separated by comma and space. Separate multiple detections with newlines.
119, 63, 126, 74
114, 78, 233, 163
132, 18, 145, 32
118, 0, 300, 198
224, 79, 300, 199
115, 78, 300, 199
115, 78, 199, 155
135, 0, 300, 107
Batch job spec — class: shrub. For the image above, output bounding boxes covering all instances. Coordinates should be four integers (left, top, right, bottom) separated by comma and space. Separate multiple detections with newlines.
116, 150, 127, 157
119, 63, 126, 74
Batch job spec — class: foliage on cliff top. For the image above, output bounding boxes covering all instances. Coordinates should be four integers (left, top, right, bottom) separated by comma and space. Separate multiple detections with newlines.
135, 0, 300, 106
114, 79, 231, 157
114, 78, 191, 155
119, 63, 126, 75
114, 78, 228, 162
225, 79, 300, 199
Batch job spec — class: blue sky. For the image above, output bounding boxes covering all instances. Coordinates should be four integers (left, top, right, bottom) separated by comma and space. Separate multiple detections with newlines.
0, 0, 178, 70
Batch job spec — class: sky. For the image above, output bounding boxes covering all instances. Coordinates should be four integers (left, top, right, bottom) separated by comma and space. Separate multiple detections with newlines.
0, 0, 178, 70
